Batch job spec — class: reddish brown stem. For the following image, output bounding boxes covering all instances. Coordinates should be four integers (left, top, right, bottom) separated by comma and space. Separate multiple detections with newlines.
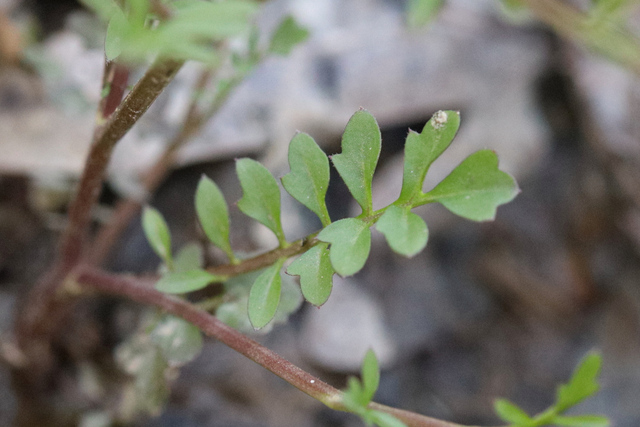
15, 59, 183, 381
100, 61, 130, 119
72, 266, 470, 427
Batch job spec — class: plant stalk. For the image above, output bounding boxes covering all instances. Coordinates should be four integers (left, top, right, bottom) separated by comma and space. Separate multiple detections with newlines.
72, 266, 472, 427
14, 59, 183, 399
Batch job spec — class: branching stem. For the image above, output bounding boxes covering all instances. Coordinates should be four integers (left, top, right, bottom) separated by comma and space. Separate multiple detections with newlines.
16, 58, 183, 374
72, 266, 472, 427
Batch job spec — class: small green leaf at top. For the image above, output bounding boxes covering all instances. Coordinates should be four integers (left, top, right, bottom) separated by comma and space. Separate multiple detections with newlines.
236, 158, 287, 246
248, 260, 284, 329
195, 175, 237, 262
494, 399, 535, 427
142, 206, 173, 269
155, 270, 224, 294
361, 350, 380, 405
332, 109, 382, 216
150, 315, 203, 367
269, 15, 309, 56
286, 243, 334, 306
406, 0, 445, 28
397, 110, 460, 204
552, 415, 610, 427
556, 352, 602, 412
281, 132, 331, 226
423, 150, 519, 221
317, 218, 371, 277
376, 205, 428, 257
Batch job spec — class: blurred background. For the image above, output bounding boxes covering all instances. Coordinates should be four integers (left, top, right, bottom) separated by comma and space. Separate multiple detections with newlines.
1, 0, 640, 426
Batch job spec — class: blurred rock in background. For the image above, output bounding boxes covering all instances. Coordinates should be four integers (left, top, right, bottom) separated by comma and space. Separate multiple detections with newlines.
2, 0, 640, 426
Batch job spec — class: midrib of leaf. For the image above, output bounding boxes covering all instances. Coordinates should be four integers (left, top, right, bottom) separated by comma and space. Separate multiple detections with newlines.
417, 186, 513, 205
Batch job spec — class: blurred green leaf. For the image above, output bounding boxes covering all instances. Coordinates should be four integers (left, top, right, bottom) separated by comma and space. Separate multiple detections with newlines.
115, 337, 169, 416
150, 315, 203, 367
269, 15, 309, 55
281, 132, 331, 226
376, 205, 428, 257
332, 109, 381, 216
369, 411, 408, 427
217, 270, 300, 333
341, 351, 407, 427
553, 415, 610, 427
343, 376, 367, 409
361, 350, 380, 405
317, 218, 371, 276
87, 0, 258, 64
163, 1, 257, 40
155, 269, 223, 294
248, 259, 284, 329
79, 0, 119, 21
499, 0, 526, 11
556, 352, 602, 412
423, 150, 519, 221
105, 9, 128, 63
397, 110, 460, 204
173, 242, 203, 273
406, 0, 444, 28
237, 158, 287, 246
494, 399, 535, 426
195, 175, 236, 262
142, 206, 173, 269
286, 243, 334, 306
134, 347, 169, 415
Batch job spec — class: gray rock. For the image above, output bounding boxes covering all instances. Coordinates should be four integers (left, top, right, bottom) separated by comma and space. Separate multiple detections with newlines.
299, 276, 397, 372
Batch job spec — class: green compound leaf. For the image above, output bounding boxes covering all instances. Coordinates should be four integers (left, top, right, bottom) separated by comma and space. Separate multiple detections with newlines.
553, 415, 610, 427
361, 349, 380, 405
150, 315, 203, 367
332, 109, 382, 216
155, 269, 224, 294
556, 352, 603, 412
195, 175, 236, 262
494, 399, 535, 427
281, 132, 331, 227
406, 0, 445, 28
173, 242, 203, 273
423, 150, 519, 221
397, 110, 460, 204
236, 158, 286, 246
269, 15, 309, 56
369, 411, 408, 427
142, 206, 173, 269
317, 218, 371, 277
248, 260, 284, 329
376, 205, 428, 257
286, 243, 334, 306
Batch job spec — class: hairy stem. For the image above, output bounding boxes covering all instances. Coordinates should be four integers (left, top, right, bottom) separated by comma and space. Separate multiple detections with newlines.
15, 58, 183, 378
72, 266, 470, 427
88, 65, 250, 266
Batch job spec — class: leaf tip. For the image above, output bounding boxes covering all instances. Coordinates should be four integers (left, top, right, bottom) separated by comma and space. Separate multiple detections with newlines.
430, 110, 449, 129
